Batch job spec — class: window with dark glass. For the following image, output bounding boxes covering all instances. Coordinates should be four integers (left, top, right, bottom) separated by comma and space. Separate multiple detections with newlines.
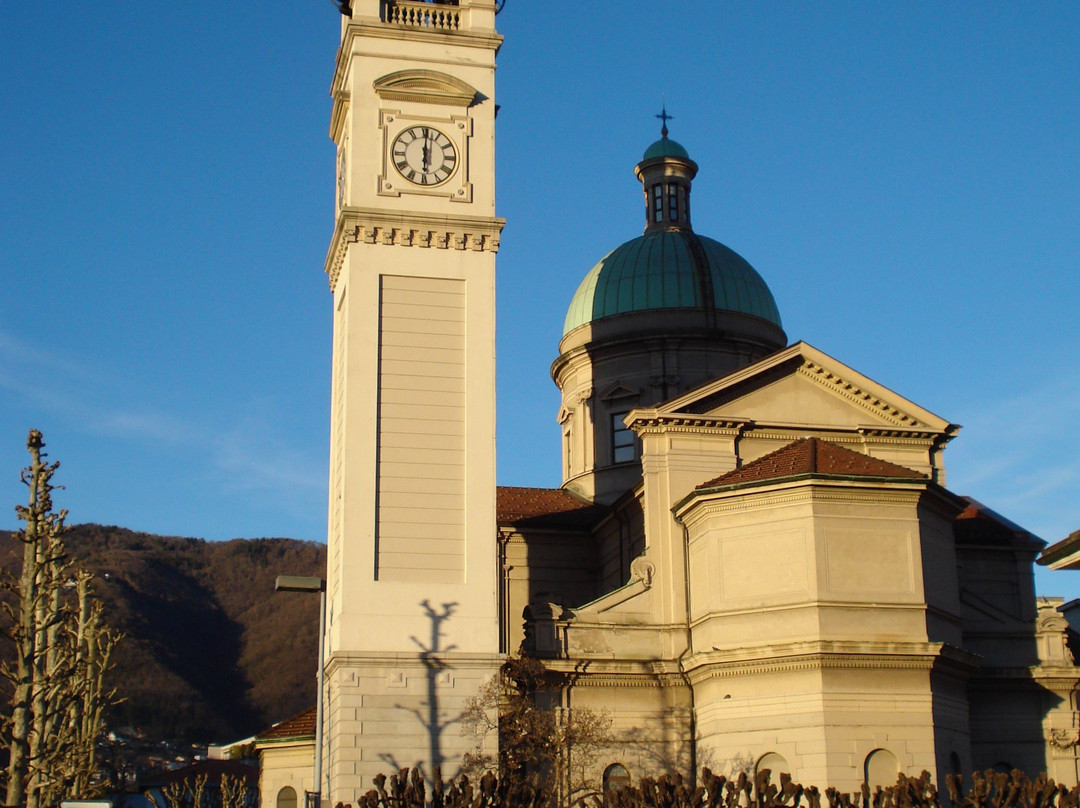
611, 412, 635, 463
653, 185, 663, 222
668, 183, 678, 221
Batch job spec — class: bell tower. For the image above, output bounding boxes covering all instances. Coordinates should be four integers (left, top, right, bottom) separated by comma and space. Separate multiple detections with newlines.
322, 0, 503, 800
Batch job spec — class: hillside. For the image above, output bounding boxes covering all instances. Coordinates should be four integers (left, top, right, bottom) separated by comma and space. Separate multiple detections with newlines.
0, 525, 325, 744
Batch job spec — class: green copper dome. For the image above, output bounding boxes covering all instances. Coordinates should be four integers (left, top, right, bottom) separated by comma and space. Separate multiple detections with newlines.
642, 136, 689, 161
563, 230, 783, 336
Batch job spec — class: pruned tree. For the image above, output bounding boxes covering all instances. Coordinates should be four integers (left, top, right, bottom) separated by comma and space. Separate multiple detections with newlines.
462, 656, 612, 807
2, 429, 122, 808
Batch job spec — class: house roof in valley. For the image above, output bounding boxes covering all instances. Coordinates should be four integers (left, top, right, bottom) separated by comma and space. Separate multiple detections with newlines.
256, 707, 317, 744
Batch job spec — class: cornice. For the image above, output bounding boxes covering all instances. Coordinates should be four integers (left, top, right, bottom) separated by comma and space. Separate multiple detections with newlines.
687, 599, 932, 627
628, 413, 942, 444
325, 207, 505, 290
542, 658, 685, 680
796, 360, 923, 428
628, 411, 749, 435
325, 650, 504, 678
675, 477, 925, 521
555, 673, 688, 690
683, 641, 976, 683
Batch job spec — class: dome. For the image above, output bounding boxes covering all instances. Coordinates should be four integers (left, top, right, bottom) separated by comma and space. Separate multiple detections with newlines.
642, 135, 689, 161
562, 230, 783, 336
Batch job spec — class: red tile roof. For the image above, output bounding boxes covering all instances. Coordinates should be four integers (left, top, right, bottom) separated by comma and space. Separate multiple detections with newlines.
256, 707, 316, 743
698, 437, 926, 490
497, 486, 605, 529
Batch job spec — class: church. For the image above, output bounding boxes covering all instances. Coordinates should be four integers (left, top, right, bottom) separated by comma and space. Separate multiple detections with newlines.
257, 1, 1080, 805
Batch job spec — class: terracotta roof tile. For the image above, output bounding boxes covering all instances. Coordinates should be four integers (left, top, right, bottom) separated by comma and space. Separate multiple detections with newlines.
497, 486, 605, 529
256, 707, 316, 743
698, 437, 926, 490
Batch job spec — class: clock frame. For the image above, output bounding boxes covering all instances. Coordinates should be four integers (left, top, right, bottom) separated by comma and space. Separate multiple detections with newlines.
378, 110, 473, 201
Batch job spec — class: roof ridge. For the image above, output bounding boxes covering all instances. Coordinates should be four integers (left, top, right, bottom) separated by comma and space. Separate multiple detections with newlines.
697, 437, 926, 491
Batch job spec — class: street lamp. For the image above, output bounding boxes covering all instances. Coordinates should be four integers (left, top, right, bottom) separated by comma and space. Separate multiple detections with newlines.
275, 575, 327, 808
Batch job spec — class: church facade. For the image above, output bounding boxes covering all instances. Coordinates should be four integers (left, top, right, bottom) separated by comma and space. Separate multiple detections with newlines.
310, 1, 1080, 804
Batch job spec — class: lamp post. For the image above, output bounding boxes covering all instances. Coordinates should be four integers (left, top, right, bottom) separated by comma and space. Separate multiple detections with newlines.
275, 575, 327, 808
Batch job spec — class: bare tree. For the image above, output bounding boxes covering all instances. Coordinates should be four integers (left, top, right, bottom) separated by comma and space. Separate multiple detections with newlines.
461, 656, 612, 807
2, 429, 122, 807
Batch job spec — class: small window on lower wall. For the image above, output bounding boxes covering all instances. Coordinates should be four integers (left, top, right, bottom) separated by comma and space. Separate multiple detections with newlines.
603, 763, 631, 793
864, 748, 899, 789
277, 787, 298, 808
755, 752, 790, 784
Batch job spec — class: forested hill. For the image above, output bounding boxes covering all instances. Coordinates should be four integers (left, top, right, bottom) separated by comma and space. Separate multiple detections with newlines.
0, 525, 325, 745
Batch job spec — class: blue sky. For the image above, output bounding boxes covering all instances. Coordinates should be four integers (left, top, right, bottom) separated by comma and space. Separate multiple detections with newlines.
2, 4, 1078, 595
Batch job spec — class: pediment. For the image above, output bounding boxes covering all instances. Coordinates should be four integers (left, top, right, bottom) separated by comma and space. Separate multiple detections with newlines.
657, 342, 955, 434
373, 70, 480, 107
599, 380, 639, 401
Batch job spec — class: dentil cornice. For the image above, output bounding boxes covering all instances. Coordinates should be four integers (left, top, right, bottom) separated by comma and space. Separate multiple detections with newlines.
325, 206, 505, 289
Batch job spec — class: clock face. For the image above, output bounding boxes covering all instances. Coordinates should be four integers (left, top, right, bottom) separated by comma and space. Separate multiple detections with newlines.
392, 126, 457, 186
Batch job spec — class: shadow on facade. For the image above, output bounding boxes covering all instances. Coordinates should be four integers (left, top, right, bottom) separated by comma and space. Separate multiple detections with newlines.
379, 600, 460, 779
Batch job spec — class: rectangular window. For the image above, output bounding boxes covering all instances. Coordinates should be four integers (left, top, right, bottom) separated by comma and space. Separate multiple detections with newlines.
653, 185, 663, 222
668, 183, 679, 221
611, 412, 635, 463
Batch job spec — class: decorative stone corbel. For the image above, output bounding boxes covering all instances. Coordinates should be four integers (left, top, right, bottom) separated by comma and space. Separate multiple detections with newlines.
630, 557, 655, 588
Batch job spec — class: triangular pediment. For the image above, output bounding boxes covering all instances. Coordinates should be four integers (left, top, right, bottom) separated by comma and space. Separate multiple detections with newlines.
655, 342, 956, 434
373, 70, 480, 107
599, 380, 639, 401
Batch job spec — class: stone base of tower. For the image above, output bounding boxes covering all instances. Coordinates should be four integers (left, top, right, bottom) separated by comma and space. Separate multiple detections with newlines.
322, 652, 503, 805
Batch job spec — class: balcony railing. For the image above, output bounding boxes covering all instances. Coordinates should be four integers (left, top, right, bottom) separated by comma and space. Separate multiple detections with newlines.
383, 0, 461, 31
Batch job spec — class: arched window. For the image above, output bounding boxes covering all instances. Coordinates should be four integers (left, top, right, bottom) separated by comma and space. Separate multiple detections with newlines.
603, 763, 631, 793
864, 749, 899, 789
277, 786, 298, 808
755, 752, 790, 784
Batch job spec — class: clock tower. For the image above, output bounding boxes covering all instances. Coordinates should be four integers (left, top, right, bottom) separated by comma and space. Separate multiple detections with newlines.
322, 0, 503, 800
